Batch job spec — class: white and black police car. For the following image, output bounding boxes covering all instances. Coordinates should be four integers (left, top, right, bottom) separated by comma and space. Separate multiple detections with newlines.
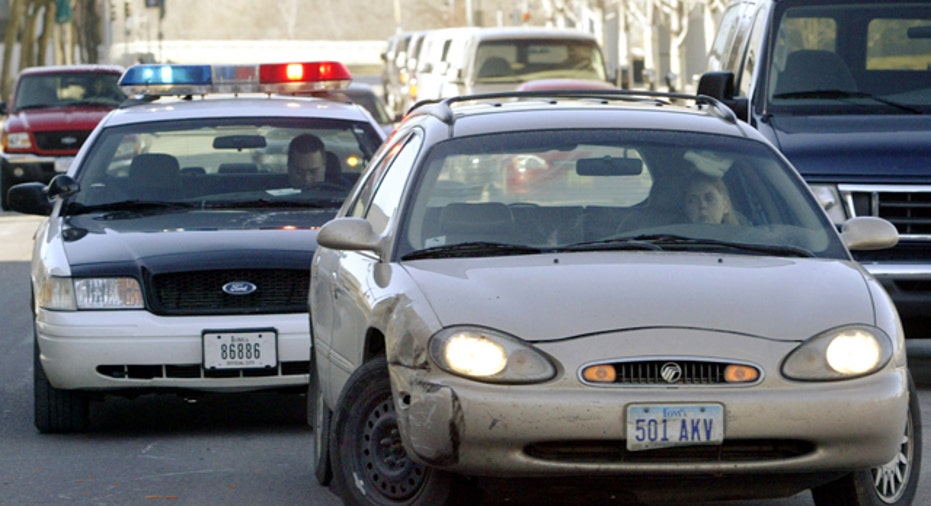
8, 61, 386, 433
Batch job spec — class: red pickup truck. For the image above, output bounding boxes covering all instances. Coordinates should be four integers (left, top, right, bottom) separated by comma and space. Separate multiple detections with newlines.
1, 64, 125, 209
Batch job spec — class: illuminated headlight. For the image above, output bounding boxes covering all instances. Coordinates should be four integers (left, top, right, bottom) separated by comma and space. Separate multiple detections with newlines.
429, 326, 556, 383
4, 132, 32, 150
809, 184, 847, 225
782, 325, 892, 380
37, 276, 144, 310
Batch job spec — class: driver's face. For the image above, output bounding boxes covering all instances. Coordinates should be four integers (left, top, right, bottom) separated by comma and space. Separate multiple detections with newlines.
289, 150, 326, 187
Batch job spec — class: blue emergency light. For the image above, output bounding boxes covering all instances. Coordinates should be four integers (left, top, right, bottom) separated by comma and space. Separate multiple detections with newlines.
118, 61, 352, 96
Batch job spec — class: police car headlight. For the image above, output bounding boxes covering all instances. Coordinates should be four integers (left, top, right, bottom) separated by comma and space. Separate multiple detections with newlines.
782, 326, 892, 380
38, 276, 144, 310
429, 326, 556, 383
4, 132, 32, 150
809, 184, 847, 225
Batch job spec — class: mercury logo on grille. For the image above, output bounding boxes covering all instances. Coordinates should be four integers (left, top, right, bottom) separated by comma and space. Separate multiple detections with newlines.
222, 281, 258, 295
660, 362, 683, 384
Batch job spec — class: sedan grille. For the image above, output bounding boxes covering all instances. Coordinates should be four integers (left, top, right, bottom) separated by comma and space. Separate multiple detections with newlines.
581, 359, 761, 386
525, 439, 813, 464
151, 269, 309, 316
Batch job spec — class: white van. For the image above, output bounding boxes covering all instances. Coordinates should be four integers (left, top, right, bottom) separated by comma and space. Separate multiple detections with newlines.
412, 27, 610, 104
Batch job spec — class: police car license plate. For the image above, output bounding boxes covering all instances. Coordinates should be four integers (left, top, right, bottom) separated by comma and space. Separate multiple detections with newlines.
54, 156, 74, 173
626, 404, 724, 451
203, 329, 277, 370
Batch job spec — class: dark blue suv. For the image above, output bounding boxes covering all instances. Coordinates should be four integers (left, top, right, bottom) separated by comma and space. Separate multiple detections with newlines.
698, 0, 931, 344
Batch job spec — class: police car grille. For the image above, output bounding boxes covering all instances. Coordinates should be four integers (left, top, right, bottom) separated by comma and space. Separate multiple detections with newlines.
151, 269, 308, 315
845, 187, 931, 237
33, 130, 89, 151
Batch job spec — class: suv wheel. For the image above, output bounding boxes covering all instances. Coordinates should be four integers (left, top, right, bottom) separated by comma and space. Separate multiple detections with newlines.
329, 356, 473, 505
811, 372, 922, 506
34, 337, 89, 433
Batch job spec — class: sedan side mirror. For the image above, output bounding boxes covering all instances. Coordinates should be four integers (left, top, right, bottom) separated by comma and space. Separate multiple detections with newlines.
841, 216, 899, 251
317, 217, 384, 253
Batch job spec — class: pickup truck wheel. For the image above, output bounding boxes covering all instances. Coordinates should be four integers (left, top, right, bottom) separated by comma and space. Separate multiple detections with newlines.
329, 356, 474, 505
34, 337, 89, 433
811, 372, 921, 506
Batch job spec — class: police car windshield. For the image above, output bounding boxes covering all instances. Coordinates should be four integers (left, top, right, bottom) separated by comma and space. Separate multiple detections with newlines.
65, 117, 380, 214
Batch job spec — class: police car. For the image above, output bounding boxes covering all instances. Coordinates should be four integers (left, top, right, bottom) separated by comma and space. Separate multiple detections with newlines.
8, 61, 386, 433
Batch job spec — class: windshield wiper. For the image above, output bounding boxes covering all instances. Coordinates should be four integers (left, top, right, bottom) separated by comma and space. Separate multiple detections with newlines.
66, 200, 197, 216
571, 234, 814, 257
201, 199, 345, 209
773, 90, 923, 114
402, 241, 544, 260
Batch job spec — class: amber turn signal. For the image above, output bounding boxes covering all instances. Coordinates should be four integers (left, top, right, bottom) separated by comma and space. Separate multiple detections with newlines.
582, 364, 616, 383
724, 364, 759, 383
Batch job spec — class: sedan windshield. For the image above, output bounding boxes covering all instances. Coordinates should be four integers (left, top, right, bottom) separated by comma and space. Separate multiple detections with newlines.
398, 129, 847, 260
66, 117, 382, 214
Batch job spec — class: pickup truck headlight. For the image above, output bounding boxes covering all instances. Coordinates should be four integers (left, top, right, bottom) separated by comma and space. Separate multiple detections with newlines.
782, 325, 892, 380
429, 326, 556, 384
809, 184, 848, 225
37, 275, 144, 310
3, 132, 33, 150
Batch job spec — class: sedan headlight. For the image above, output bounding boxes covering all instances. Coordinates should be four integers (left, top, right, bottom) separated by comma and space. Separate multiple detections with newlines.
37, 276, 144, 310
429, 326, 556, 384
782, 325, 892, 380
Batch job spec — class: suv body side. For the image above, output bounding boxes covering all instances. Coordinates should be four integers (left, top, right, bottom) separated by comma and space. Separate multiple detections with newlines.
1, 65, 124, 209
699, 0, 931, 340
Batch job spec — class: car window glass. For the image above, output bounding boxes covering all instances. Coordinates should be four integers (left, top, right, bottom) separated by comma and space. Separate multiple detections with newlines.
347, 131, 420, 220
706, 4, 743, 72
474, 39, 607, 82
366, 134, 421, 235
399, 130, 843, 259
738, 4, 768, 97
866, 18, 931, 70
69, 117, 381, 209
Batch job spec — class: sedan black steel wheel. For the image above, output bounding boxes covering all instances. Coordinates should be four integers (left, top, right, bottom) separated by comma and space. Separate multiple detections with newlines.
811, 372, 922, 506
329, 357, 471, 505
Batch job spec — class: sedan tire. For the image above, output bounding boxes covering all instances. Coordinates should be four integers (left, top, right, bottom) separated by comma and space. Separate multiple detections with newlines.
310, 354, 333, 486
328, 356, 474, 506
811, 372, 922, 506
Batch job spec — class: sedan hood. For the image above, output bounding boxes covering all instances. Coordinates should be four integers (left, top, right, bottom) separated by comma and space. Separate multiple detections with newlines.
60, 209, 331, 276
403, 252, 874, 342
764, 114, 931, 183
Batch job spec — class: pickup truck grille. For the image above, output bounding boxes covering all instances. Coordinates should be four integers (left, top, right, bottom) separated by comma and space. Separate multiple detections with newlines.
33, 130, 90, 152
841, 185, 931, 239
150, 268, 309, 316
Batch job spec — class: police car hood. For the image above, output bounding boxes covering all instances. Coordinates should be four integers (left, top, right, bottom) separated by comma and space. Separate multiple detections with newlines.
766, 114, 931, 182
403, 252, 874, 342
60, 209, 331, 275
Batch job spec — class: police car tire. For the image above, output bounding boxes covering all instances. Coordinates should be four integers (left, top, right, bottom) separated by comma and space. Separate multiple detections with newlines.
810, 372, 921, 506
33, 336, 89, 434
328, 356, 474, 505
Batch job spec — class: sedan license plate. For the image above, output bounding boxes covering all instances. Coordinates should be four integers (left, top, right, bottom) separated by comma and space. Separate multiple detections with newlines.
626, 404, 724, 451
203, 329, 277, 370
54, 156, 74, 173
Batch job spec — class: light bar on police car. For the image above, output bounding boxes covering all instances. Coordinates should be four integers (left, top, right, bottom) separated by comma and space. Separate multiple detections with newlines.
118, 61, 352, 96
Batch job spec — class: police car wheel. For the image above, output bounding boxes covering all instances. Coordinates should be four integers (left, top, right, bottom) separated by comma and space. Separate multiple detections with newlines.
33, 335, 89, 434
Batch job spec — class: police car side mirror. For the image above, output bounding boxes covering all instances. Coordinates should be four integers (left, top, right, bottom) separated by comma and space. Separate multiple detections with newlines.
7, 182, 53, 216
